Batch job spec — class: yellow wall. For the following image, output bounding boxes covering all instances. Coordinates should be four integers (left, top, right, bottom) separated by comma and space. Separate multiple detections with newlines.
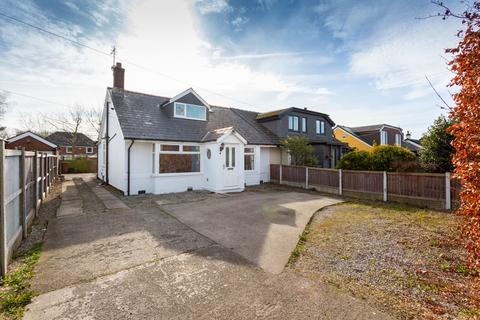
333, 127, 372, 152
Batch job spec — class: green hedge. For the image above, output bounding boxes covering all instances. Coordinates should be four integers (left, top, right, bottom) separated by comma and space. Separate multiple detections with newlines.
61, 158, 97, 173
337, 145, 416, 171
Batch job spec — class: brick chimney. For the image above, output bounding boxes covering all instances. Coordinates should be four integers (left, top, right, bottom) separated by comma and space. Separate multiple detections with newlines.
112, 62, 125, 90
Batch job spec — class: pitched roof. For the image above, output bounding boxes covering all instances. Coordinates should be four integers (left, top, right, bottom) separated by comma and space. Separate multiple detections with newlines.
403, 139, 423, 152
350, 124, 402, 133
7, 131, 58, 148
46, 132, 95, 147
335, 125, 372, 147
255, 107, 335, 126
110, 89, 278, 145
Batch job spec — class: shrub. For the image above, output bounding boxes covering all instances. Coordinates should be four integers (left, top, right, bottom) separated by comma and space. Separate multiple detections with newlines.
337, 145, 416, 172
370, 145, 416, 171
281, 136, 317, 166
335, 150, 370, 170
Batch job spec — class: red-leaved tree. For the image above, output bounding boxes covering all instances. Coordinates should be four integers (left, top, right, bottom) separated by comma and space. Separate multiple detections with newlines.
439, 1, 480, 269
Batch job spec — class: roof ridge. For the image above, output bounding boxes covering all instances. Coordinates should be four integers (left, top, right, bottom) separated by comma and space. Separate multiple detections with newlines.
110, 87, 170, 100
230, 108, 278, 143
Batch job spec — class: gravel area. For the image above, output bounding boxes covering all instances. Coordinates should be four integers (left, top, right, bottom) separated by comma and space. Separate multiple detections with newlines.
290, 202, 480, 320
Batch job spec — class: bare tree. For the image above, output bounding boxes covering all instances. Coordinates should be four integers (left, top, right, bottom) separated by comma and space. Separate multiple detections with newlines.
0, 92, 8, 133
48, 105, 85, 157
19, 112, 54, 137
85, 107, 103, 137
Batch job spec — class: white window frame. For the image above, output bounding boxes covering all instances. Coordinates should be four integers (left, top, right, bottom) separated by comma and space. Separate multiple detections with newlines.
173, 102, 206, 121
154, 142, 202, 176
244, 146, 255, 171
395, 133, 401, 146
301, 117, 307, 133
86, 147, 93, 154
316, 120, 325, 135
380, 131, 388, 145
288, 115, 299, 131
66, 146, 72, 154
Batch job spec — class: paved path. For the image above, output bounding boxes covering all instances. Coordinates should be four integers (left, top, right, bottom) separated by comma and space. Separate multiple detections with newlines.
161, 190, 342, 274
25, 178, 392, 320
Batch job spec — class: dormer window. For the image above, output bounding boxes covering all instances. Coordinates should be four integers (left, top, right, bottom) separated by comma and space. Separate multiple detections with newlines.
174, 102, 206, 121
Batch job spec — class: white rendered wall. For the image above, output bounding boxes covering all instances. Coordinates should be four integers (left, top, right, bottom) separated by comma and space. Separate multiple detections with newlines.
259, 147, 272, 182
127, 141, 155, 195
245, 145, 261, 186
107, 106, 126, 193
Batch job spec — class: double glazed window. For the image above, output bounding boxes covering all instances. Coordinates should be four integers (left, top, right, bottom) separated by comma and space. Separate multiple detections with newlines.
316, 120, 325, 135
288, 115, 299, 131
174, 102, 206, 120
395, 133, 401, 146
301, 117, 307, 133
244, 147, 255, 171
86, 147, 93, 154
156, 144, 200, 174
380, 131, 388, 145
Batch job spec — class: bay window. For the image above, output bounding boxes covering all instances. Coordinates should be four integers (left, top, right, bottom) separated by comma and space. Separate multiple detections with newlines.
244, 147, 255, 171
157, 144, 200, 174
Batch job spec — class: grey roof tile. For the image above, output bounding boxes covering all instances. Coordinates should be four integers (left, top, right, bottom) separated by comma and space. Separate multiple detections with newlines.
111, 89, 277, 145
46, 131, 95, 146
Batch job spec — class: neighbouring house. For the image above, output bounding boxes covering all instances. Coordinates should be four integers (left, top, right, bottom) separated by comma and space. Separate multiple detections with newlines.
333, 126, 372, 152
334, 124, 405, 150
6, 131, 58, 152
46, 132, 97, 160
402, 131, 423, 156
98, 63, 344, 195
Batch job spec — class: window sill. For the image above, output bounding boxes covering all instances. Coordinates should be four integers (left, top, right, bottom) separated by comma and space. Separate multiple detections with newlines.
151, 172, 203, 178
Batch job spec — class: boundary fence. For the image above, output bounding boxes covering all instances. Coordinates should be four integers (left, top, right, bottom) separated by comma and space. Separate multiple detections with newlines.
0, 141, 59, 276
271, 164, 459, 210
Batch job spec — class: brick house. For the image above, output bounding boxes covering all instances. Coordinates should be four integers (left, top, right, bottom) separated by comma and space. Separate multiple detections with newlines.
46, 132, 97, 160
6, 131, 57, 152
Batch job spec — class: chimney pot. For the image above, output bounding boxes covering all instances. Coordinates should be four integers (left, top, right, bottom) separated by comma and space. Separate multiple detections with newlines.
112, 62, 125, 90
406, 130, 411, 139
304, 107, 308, 110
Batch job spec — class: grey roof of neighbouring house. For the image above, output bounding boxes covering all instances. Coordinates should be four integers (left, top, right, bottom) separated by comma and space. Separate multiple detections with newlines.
110, 88, 279, 145
403, 139, 423, 152
350, 124, 402, 133
46, 132, 95, 147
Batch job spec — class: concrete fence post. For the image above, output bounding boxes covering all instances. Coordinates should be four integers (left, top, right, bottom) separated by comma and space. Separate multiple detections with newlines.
279, 165, 283, 185
20, 149, 27, 239
305, 167, 309, 189
383, 171, 388, 202
34, 151, 39, 217
40, 153, 45, 203
445, 172, 451, 210
339, 169, 343, 196
0, 140, 6, 276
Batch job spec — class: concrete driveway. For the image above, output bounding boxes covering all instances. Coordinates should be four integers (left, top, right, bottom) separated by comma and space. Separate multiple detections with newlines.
160, 188, 342, 273
24, 177, 391, 320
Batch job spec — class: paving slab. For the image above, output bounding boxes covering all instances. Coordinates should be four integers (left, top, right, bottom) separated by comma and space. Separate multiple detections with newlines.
161, 191, 343, 274
32, 206, 213, 293
25, 245, 391, 320
86, 180, 128, 209
56, 180, 83, 217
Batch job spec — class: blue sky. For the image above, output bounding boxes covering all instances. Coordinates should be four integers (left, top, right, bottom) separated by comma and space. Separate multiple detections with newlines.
0, 0, 465, 138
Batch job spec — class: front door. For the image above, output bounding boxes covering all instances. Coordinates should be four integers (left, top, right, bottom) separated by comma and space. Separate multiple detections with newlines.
223, 144, 239, 188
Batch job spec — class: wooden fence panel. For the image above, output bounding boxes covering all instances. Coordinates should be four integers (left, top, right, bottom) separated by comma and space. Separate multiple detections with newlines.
270, 164, 280, 180
282, 165, 306, 184
0, 147, 58, 276
308, 168, 339, 188
387, 173, 445, 200
343, 170, 383, 194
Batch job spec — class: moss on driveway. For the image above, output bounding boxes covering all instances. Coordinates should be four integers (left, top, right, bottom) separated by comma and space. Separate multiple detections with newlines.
289, 202, 480, 319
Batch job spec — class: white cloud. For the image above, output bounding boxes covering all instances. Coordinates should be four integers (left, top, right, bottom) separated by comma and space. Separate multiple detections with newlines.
0, 0, 332, 133
195, 0, 231, 14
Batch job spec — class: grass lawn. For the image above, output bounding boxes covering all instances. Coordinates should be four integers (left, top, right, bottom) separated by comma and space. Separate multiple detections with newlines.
289, 202, 480, 320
